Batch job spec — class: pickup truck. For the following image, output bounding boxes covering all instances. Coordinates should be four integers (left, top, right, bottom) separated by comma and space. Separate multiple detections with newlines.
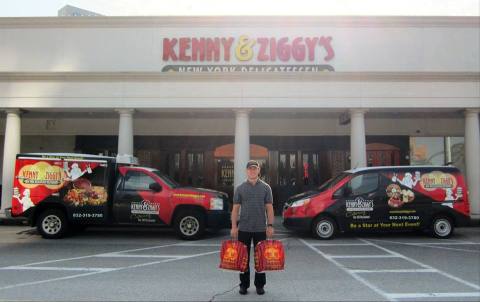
9, 153, 230, 240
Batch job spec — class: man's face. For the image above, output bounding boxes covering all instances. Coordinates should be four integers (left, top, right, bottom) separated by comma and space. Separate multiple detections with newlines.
247, 166, 260, 180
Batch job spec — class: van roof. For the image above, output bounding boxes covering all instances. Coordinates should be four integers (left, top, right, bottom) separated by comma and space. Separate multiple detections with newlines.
346, 165, 459, 174
17, 153, 114, 160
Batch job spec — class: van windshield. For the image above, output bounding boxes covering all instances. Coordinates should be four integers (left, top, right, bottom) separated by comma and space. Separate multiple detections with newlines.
152, 170, 180, 188
317, 172, 350, 192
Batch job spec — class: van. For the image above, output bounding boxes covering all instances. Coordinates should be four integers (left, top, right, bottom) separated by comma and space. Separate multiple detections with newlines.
9, 153, 230, 240
283, 166, 470, 239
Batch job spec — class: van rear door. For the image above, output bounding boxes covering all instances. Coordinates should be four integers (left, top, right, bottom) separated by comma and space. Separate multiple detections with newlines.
380, 169, 428, 230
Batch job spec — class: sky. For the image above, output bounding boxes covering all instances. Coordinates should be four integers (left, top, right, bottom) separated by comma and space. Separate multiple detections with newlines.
0, 0, 479, 17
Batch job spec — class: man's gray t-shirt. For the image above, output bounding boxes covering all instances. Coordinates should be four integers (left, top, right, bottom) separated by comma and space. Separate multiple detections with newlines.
233, 179, 273, 232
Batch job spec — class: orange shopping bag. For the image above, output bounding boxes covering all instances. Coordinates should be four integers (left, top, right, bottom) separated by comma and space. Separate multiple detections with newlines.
254, 240, 285, 272
219, 240, 248, 272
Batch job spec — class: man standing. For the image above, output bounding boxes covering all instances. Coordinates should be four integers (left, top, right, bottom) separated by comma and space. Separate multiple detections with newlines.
231, 160, 275, 295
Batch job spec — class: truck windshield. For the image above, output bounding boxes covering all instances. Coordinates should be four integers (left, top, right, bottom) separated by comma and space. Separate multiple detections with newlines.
317, 172, 350, 192
152, 170, 180, 188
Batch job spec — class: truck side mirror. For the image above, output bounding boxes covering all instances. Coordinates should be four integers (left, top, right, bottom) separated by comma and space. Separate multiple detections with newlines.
149, 182, 162, 192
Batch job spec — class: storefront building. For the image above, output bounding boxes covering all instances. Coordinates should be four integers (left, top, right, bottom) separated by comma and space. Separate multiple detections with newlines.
0, 16, 479, 216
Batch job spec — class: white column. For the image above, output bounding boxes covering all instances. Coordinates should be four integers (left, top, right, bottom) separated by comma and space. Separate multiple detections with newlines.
1, 110, 21, 216
116, 109, 134, 156
234, 109, 250, 188
465, 109, 480, 220
350, 109, 367, 169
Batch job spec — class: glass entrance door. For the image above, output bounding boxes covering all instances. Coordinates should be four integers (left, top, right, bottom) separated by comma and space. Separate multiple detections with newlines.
277, 152, 297, 213
301, 152, 321, 191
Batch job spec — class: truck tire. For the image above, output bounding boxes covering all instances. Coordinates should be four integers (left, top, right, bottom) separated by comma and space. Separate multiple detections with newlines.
312, 216, 337, 240
174, 210, 205, 240
430, 215, 454, 239
37, 209, 69, 239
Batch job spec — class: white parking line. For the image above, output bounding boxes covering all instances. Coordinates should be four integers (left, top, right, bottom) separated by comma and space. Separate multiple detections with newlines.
386, 292, 480, 299
302, 238, 480, 302
413, 242, 479, 245
330, 255, 399, 259
95, 254, 186, 259
178, 243, 221, 247
350, 269, 437, 274
361, 239, 480, 291
17, 241, 185, 267
0, 247, 219, 290
300, 238, 393, 301
371, 239, 480, 253
311, 243, 370, 246
0, 271, 103, 291
0, 266, 115, 272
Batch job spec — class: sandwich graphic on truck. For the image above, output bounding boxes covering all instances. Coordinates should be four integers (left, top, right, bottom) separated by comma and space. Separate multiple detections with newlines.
10, 153, 230, 239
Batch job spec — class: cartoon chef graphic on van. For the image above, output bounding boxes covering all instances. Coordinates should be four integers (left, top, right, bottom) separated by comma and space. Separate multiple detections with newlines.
391, 171, 420, 189
12, 187, 34, 212
64, 162, 92, 181
444, 187, 463, 201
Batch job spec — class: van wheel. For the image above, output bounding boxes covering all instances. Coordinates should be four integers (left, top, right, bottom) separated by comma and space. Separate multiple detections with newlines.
174, 210, 205, 240
430, 216, 454, 239
37, 209, 69, 239
312, 216, 337, 240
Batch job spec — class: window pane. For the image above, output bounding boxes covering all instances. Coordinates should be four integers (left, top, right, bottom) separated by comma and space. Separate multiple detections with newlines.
187, 153, 194, 172
197, 153, 204, 170
303, 154, 309, 185
290, 153, 296, 169
124, 171, 157, 191
450, 137, 465, 175
349, 173, 378, 196
280, 154, 286, 169
410, 137, 445, 165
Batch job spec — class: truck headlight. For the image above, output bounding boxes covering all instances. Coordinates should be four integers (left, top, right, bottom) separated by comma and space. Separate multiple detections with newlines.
290, 198, 311, 208
210, 197, 224, 210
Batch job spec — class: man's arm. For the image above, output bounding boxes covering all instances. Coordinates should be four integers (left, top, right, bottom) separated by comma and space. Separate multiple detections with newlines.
231, 204, 240, 238
266, 203, 274, 238
266, 203, 274, 226
265, 184, 274, 238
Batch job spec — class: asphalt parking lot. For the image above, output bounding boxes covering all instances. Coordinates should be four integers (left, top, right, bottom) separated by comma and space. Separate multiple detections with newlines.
0, 222, 478, 302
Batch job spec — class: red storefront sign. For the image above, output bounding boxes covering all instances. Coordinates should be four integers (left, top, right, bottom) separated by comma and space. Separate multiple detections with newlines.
163, 36, 334, 62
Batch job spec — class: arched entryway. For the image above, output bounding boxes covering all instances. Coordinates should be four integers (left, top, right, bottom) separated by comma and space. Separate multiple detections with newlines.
367, 143, 401, 166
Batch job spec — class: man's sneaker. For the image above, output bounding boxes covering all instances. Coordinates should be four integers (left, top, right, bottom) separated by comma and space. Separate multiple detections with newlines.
239, 286, 248, 295
256, 287, 265, 295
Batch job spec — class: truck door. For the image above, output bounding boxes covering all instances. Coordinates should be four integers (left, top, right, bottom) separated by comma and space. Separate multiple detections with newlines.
113, 170, 161, 224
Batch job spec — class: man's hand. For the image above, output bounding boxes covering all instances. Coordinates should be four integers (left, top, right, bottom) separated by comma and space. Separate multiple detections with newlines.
266, 226, 274, 238
230, 226, 239, 239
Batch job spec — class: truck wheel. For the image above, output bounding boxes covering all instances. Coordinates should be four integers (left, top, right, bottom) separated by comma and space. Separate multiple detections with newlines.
37, 209, 69, 239
430, 215, 454, 239
174, 210, 205, 240
312, 216, 337, 240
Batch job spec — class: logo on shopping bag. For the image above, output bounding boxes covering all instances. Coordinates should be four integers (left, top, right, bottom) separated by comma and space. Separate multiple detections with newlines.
224, 246, 238, 262
264, 247, 280, 261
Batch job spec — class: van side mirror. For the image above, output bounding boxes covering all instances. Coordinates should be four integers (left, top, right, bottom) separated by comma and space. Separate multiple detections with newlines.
344, 186, 352, 197
149, 182, 162, 192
